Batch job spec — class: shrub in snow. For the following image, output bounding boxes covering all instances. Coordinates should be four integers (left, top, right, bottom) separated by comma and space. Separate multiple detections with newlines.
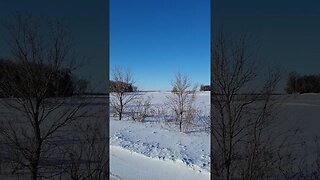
129, 96, 152, 122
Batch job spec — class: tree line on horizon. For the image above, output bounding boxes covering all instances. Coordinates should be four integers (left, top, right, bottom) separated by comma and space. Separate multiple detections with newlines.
0, 59, 88, 97
109, 80, 210, 92
200, 84, 210, 91
285, 71, 320, 94
109, 80, 137, 92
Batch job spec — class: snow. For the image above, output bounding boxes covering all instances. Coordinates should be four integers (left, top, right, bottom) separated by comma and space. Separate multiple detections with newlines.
279, 94, 320, 140
110, 91, 210, 179
109, 92, 320, 179
1, 92, 320, 179
110, 146, 210, 180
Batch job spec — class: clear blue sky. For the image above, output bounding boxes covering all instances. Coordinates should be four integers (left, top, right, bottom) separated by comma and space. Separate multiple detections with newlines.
214, 0, 320, 92
110, 0, 210, 91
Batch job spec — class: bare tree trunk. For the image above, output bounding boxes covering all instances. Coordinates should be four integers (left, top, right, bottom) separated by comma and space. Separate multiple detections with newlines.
30, 149, 40, 180
119, 95, 123, 120
30, 113, 42, 180
179, 111, 183, 132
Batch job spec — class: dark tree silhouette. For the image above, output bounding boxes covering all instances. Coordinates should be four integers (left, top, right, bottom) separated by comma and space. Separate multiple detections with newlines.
0, 13, 90, 180
285, 72, 320, 94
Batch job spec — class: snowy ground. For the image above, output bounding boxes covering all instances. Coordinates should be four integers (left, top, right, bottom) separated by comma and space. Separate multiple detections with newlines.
110, 92, 320, 179
110, 91, 210, 180
0, 97, 108, 179
110, 146, 209, 180
279, 94, 320, 138
0, 92, 319, 179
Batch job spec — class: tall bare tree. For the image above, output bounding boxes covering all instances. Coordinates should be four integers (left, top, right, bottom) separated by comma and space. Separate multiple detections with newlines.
0, 13, 89, 180
211, 32, 285, 179
110, 67, 137, 120
167, 73, 197, 132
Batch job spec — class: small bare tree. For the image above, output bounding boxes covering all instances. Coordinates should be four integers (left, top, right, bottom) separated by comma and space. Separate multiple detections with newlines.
152, 103, 173, 125
110, 67, 137, 120
167, 73, 197, 132
0, 13, 89, 180
129, 96, 152, 122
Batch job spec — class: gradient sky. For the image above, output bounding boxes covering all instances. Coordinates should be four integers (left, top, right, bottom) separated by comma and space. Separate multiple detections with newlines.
0, 0, 107, 92
110, 0, 210, 91
214, 0, 320, 92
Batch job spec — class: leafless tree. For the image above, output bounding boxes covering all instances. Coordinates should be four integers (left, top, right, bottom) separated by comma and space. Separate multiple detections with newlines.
167, 73, 197, 132
189, 106, 210, 134
211, 32, 320, 179
60, 114, 108, 180
0, 13, 90, 180
151, 103, 173, 125
129, 95, 152, 122
211, 32, 289, 179
110, 67, 138, 120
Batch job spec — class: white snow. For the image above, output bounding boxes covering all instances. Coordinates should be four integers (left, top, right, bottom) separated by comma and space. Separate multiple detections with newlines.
109, 91, 210, 180
110, 145, 210, 180
279, 94, 320, 139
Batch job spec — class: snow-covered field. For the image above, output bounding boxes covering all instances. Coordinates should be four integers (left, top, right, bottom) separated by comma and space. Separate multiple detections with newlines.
110, 91, 210, 180
1, 92, 319, 179
110, 92, 320, 179
279, 94, 320, 138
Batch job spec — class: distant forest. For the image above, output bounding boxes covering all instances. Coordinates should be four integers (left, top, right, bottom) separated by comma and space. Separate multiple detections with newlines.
109, 81, 210, 92
0, 59, 88, 97
200, 85, 210, 91
285, 71, 320, 94
109, 80, 137, 92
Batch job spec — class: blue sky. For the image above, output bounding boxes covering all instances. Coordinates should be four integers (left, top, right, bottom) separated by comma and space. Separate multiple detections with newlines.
110, 0, 210, 91
214, 0, 320, 92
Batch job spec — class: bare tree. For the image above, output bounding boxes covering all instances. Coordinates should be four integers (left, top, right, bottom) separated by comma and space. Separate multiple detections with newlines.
60, 114, 108, 180
129, 95, 152, 122
211, 32, 287, 179
110, 67, 137, 120
151, 103, 173, 125
167, 73, 197, 132
0, 13, 89, 180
